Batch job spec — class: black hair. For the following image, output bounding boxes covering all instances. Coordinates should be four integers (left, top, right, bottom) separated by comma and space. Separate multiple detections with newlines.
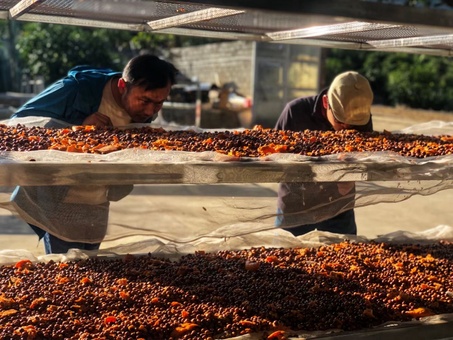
122, 54, 178, 90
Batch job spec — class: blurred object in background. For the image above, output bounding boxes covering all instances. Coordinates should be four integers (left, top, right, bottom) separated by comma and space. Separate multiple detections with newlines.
0, 105, 16, 120
163, 79, 253, 129
0, 92, 35, 120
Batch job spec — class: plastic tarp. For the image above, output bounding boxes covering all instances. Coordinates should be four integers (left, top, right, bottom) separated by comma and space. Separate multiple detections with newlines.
0, 117, 451, 249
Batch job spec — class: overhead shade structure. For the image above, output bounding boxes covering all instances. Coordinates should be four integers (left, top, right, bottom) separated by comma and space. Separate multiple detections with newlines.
0, 0, 452, 56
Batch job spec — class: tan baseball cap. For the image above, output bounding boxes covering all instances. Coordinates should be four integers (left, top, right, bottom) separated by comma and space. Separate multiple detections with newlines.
327, 71, 373, 126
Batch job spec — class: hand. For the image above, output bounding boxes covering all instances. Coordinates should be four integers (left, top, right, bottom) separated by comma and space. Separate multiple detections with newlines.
83, 112, 113, 128
337, 182, 354, 196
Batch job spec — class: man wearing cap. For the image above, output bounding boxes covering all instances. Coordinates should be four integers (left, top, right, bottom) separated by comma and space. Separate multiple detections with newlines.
275, 71, 374, 236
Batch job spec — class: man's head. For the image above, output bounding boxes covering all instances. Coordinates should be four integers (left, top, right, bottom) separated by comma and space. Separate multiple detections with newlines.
324, 71, 373, 130
118, 54, 179, 123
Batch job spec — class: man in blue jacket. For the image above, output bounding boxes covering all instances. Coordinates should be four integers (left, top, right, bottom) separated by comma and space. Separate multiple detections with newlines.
275, 71, 374, 236
13, 54, 177, 126
11, 54, 178, 254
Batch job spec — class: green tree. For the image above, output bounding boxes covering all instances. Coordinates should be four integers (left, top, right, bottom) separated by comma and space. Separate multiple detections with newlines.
0, 21, 7, 91
15, 23, 139, 85
384, 54, 453, 110
326, 49, 453, 111
0, 20, 20, 92
130, 31, 220, 51
324, 49, 369, 83
14, 23, 220, 87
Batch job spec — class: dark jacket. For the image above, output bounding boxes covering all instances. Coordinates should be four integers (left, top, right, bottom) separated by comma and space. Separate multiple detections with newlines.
275, 88, 372, 132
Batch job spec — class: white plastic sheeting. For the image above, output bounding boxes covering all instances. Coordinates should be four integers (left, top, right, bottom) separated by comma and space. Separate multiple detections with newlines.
0, 117, 451, 248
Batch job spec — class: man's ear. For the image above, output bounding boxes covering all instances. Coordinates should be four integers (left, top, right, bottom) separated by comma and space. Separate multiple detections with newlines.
118, 78, 127, 93
322, 94, 328, 109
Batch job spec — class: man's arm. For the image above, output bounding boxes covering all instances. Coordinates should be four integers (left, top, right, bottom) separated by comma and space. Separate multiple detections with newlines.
82, 112, 113, 127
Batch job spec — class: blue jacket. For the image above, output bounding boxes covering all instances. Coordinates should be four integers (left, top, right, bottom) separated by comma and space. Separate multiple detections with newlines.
12, 66, 121, 125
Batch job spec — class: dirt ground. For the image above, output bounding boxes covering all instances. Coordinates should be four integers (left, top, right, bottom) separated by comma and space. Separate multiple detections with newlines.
353, 105, 453, 238
0, 105, 452, 256
373, 104, 453, 122
371, 104, 453, 131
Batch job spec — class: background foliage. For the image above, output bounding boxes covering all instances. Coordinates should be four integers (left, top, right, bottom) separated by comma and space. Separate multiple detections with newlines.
1, 20, 452, 112
325, 49, 453, 111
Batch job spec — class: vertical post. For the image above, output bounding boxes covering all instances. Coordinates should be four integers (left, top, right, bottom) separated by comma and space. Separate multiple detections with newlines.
7, 19, 19, 92
195, 79, 202, 127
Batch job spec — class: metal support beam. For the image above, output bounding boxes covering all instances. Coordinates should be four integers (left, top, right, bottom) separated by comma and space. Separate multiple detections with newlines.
267, 21, 401, 41
9, 0, 45, 19
148, 7, 244, 30
152, 0, 453, 30
368, 34, 453, 49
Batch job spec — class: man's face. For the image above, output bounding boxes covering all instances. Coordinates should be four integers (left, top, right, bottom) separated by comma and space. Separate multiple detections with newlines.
327, 106, 351, 131
322, 94, 351, 131
120, 81, 172, 123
